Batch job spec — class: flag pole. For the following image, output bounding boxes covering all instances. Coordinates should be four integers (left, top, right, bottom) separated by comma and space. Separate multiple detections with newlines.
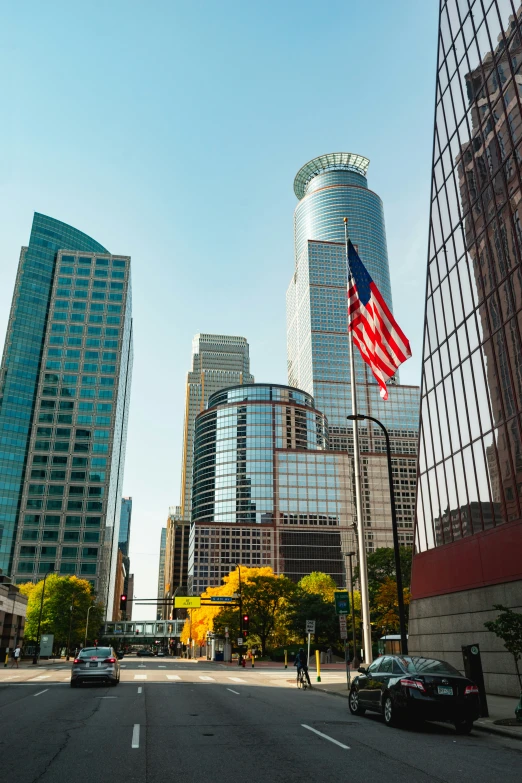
344, 218, 373, 666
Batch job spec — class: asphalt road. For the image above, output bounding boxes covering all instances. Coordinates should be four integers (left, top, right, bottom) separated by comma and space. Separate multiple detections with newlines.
1, 659, 521, 783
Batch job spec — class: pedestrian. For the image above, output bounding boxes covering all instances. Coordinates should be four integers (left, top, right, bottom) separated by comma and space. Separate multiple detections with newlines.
326, 646, 333, 663
11, 644, 21, 668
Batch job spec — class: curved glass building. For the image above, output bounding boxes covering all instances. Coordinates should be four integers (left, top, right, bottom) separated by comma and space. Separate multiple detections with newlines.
189, 383, 332, 592
293, 152, 392, 308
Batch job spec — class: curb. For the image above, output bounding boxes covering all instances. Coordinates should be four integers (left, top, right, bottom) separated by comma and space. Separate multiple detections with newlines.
314, 685, 522, 741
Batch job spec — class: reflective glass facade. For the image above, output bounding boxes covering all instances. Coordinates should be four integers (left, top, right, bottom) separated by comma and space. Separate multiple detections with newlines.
118, 496, 133, 557
416, 0, 522, 552
0, 215, 132, 616
179, 334, 254, 520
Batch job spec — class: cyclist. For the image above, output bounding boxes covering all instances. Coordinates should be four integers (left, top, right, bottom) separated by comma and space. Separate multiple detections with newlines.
294, 648, 312, 687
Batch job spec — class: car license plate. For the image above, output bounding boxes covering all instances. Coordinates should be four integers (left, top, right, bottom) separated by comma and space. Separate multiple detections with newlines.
89, 662, 98, 668
437, 686, 453, 695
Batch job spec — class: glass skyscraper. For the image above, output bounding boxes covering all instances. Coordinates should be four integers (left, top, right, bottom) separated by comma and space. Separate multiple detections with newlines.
409, 0, 522, 697
287, 155, 420, 557
179, 334, 254, 521
118, 496, 133, 558
0, 214, 132, 616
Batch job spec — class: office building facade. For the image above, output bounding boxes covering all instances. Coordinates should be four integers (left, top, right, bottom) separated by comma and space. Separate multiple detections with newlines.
161, 506, 190, 619
157, 527, 167, 620
118, 496, 133, 557
179, 334, 254, 521
287, 157, 420, 569
410, 0, 522, 696
0, 214, 132, 616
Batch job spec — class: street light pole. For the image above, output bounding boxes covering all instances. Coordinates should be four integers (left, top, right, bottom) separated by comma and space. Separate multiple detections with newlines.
348, 414, 408, 654
346, 552, 359, 669
235, 564, 243, 666
32, 569, 54, 665
85, 604, 95, 648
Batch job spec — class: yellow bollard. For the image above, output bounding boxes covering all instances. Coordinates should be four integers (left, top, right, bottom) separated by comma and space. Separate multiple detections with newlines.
316, 649, 321, 682
252, 654, 255, 668
284, 649, 288, 669
4, 650, 9, 668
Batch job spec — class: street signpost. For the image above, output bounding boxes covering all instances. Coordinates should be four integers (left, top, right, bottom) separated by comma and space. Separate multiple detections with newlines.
334, 591, 350, 615
174, 597, 201, 608
210, 596, 235, 603
237, 638, 243, 646
305, 620, 315, 667
339, 614, 348, 640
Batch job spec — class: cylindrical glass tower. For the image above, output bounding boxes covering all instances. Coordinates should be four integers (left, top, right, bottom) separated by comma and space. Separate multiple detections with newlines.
294, 152, 393, 310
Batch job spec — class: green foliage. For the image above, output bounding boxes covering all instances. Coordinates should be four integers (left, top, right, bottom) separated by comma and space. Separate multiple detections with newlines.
19, 575, 104, 649
484, 604, 522, 692
354, 547, 413, 603
287, 589, 338, 646
298, 572, 337, 602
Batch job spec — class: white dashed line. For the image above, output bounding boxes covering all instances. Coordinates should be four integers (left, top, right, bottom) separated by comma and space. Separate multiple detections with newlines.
137, 687, 142, 694
131, 724, 140, 749
158, 666, 166, 668
227, 688, 240, 695
301, 724, 350, 750
33, 689, 49, 697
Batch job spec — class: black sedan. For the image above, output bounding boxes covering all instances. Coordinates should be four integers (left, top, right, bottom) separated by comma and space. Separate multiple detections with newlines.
348, 655, 480, 734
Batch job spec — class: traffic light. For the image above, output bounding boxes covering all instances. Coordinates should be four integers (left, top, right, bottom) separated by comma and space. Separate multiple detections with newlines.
120, 594, 127, 611
242, 614, 249, 637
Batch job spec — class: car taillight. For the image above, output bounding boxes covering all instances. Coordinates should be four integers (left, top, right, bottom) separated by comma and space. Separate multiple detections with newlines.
400, 678, 426, 693
465, 684, 479, 695
73, 659, 81, 664
104, 657, 116, 663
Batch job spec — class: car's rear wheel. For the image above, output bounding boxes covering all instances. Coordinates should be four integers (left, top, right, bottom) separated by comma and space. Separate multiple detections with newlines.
349, 688, 366, 715
454, 718, 473, 735
383, 695, 402, 727
70, 680, 78, 688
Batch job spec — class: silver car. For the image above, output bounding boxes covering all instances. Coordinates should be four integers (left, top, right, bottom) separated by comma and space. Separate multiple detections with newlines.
70, 646, 120, 687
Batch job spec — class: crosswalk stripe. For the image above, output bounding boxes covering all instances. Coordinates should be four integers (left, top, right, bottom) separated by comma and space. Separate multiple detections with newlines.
167, 675, 181, 680
229, 677, 246, 683
134, 675, 147, 680
29, 675, 50, 681
199, 676, 214, 681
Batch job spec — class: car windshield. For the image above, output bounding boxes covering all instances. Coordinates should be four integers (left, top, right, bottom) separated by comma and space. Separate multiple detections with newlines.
396, 656, 462, 676
79, 647, 112, 658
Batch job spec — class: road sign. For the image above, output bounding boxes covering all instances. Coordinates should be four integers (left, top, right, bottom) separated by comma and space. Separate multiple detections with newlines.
237, 638, 243, 645
339, 615, 347, 630
210, 596, 235, 602
334, 590, 350, 616
174, 597, 201, 608
305, 620, 316, 634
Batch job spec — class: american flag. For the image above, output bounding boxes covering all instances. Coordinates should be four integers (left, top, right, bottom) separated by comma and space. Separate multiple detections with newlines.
347, 240, 411, 400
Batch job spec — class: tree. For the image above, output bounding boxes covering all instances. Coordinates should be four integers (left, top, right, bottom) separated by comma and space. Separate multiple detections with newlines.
354, 547, 413, 603
373, 577, 411, 633
241, 575, 296, 656
287, 589, 338, 647
19, 575, 104, 651
484, 605, 522, 695
298, 572, 337, 603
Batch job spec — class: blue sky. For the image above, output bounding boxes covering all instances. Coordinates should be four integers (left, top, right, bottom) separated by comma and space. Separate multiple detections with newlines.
0, 0, 439, 617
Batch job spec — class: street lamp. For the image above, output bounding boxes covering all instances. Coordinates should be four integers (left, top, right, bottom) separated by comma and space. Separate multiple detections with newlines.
234, 564, 243, 666
84, 603, 96, 648
32, 567, 55, 665
345, 552, 359, 670
347, 414, 408, 655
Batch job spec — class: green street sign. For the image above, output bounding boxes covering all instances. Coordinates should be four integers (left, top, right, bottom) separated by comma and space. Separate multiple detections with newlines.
334, 590, 350, 616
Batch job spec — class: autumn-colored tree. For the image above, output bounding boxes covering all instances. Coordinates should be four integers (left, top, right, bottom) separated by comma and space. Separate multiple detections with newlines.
298, 572, 337, 603
373, 577, 411, 633
180, 566, 275, 646
19, 575, 104, 651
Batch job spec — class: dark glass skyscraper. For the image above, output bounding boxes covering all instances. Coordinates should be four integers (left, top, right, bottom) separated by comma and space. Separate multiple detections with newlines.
0, 214, 132, 617
410, 0, 522, 697
118, 496, 133, 557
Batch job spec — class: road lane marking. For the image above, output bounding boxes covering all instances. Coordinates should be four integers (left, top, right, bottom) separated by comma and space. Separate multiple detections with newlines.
227, 688, 240, 695
131, 724, 140, 749
158, 666, 166, 668
138, 665, 146, 668
229, 677, 246, 683
301, 724, 350, 750
33, 689, 49, 697
120, 665, 127, 668
4, 676, 21, 680
29, 675, 51, 681
134, 675, 147, 680
199, 676, 214, 681
167, 675, 180, 680
138, 687, 142, 694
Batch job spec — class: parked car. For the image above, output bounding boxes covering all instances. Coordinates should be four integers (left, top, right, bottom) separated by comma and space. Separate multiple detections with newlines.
348, 655, 480, 734
136, 649, 155, 657
70, 646, 120, 687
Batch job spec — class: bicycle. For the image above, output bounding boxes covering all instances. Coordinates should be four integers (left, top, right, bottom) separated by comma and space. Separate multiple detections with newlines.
297, 668, 309, 690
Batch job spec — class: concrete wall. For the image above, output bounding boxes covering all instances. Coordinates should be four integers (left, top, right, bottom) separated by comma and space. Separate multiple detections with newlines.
408, 579, 522, 697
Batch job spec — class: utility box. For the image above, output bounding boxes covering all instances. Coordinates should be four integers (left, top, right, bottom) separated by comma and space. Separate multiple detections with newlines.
462, 643, 489, 717
39, 634, 54, 658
